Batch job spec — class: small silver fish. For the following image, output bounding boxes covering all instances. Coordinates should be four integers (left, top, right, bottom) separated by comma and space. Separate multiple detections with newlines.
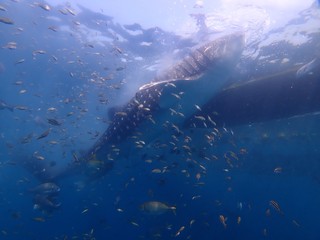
140, 201, 176, 215
296, 58, 320, 79
33, 194, 61, 211
37, 129, 50, 140
269, 200, 284, 215
0, 5, 7, 11
0, 17, 14, 25
29, 182, 60, 195
47, 118, 61, 126
38, 3, 51, 11
0, 100, 13, 111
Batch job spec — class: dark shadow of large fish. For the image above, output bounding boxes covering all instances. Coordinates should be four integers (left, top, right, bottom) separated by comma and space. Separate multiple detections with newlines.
0, 100, 14, 112
185, 57, 320, 128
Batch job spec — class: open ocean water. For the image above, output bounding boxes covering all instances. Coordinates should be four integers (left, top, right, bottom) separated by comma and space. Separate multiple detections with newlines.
0, 0, 320, 239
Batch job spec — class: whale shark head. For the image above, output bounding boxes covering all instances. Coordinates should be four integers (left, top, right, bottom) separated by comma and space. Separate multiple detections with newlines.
140, 32, 245, 90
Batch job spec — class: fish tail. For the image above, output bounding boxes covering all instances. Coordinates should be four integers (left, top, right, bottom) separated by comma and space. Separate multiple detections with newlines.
171, 207, 177, 216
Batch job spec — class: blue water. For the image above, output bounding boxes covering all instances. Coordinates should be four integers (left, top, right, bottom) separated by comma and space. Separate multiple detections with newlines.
1, 1, 320, 239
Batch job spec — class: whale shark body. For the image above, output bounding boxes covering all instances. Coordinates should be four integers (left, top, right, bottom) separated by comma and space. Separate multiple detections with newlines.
80, 32, 246, 177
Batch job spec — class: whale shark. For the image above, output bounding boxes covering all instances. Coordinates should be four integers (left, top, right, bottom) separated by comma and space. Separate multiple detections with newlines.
17, 32, 245, 182
78, 32, 246, 178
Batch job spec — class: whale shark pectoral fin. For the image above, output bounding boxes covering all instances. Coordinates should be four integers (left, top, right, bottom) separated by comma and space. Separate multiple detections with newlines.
139, 73, 205, 91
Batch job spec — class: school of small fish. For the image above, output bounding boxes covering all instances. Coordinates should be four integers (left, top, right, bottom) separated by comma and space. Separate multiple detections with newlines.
0, 1, 316, 239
